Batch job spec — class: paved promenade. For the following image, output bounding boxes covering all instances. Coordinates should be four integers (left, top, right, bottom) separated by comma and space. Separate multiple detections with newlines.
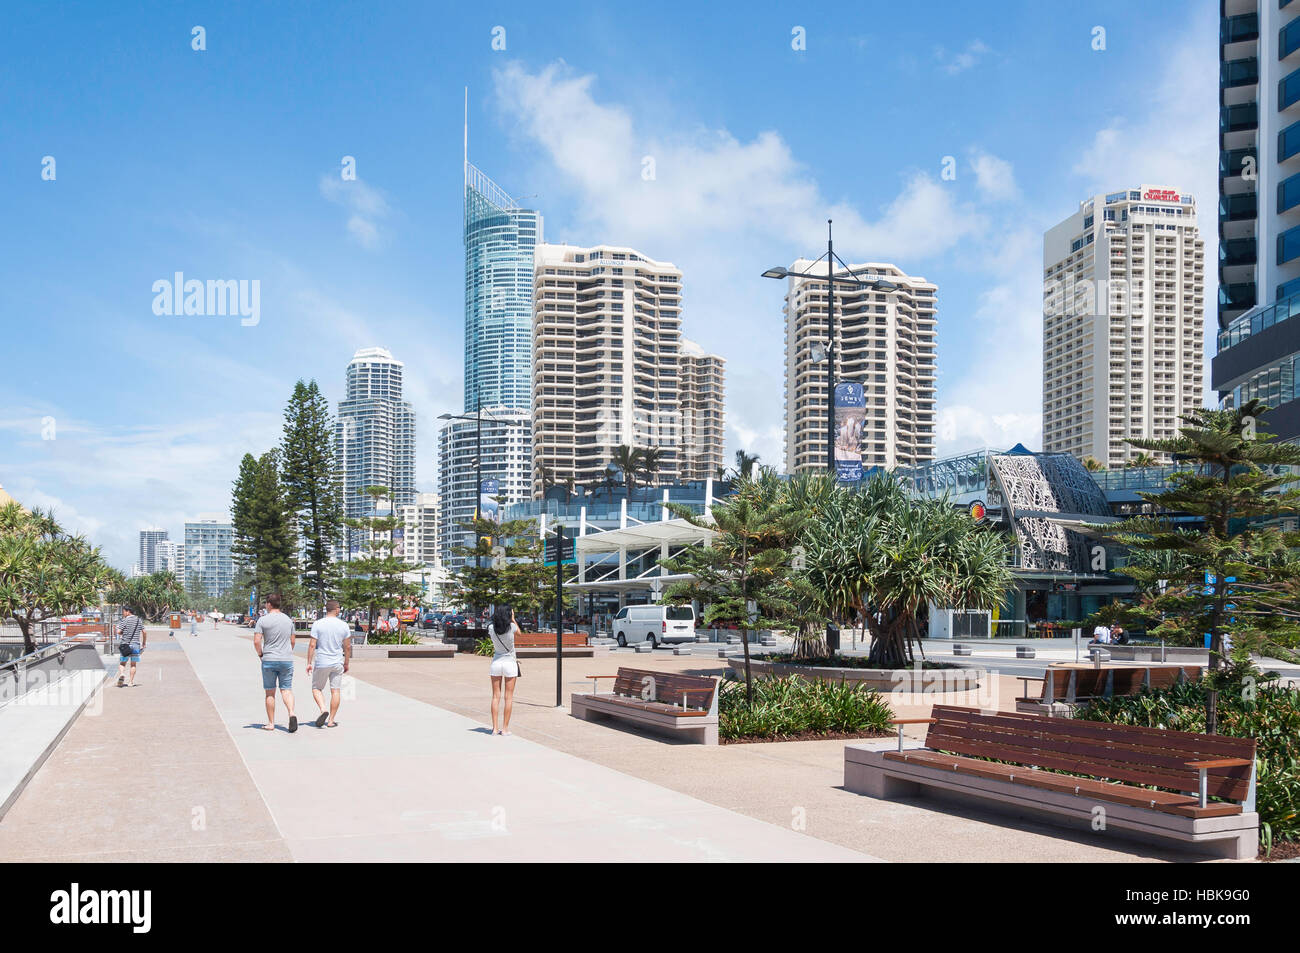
0, 624, 1226, 863
0, 625, 869, 862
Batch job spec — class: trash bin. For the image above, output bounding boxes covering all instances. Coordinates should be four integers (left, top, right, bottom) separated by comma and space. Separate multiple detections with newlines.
825, 622, 840, 655
169, 613, 181, 629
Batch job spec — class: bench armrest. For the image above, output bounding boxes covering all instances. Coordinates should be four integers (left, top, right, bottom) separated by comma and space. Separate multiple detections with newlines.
1185, 758, 1253, 769
889, 718, 937, 725
1018, 676, 1045, 683
1185, 757, 1254, 808
584, 674, 619, 680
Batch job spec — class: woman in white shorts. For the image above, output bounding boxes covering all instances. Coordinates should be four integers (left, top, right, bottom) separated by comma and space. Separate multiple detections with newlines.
488, 605, 519, 735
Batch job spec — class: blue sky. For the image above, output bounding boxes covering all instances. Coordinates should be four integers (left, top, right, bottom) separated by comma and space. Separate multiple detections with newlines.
0, 0, 1218, 569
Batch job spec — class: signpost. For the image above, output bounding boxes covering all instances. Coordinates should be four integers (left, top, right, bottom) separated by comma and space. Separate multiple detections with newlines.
552, 527, 565, 707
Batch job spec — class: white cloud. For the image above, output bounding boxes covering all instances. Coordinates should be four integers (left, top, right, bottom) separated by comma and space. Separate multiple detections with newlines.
1070, 16, 1216, 236
935, 40, 991, 76
970, 151, 1018, 202
319, 175, 392, 249
0, 408, 281, 571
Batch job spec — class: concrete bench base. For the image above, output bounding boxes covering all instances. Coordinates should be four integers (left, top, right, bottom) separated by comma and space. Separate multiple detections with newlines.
1014, 699, 1076, 717
843, 745, 1258, 860
570, 693, 718, 745
673, 645, 694, 656
1016, 646, 1036, 659
386, 645, 456, 659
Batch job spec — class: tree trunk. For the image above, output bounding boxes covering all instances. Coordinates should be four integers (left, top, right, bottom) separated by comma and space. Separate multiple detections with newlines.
17, 617, 35, 655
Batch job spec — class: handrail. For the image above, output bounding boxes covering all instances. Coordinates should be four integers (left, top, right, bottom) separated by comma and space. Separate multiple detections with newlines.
0, 638, 78, 675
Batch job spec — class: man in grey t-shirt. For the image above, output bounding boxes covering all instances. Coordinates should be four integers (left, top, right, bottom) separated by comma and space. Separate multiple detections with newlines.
307, 599, 352, 728
254, 593, 298, 732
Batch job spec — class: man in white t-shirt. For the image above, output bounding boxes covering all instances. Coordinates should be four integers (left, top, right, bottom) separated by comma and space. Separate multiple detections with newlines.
1091, 623, 1112, 644
307, 599, 352, 728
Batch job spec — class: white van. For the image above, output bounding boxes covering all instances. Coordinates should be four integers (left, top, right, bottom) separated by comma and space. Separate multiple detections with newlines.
612, 604, 696, 646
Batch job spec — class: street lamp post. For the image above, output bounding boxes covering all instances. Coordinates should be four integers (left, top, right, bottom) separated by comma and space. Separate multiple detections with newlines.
439, 388, 490, 574
763, 220, 898, 474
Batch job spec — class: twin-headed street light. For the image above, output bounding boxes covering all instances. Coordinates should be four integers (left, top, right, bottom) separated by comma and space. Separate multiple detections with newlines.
762, 220, 899, 473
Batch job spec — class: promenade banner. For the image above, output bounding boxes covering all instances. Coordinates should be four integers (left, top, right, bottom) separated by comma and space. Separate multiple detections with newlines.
480, 478, 499, 521
833, 381, 865, 482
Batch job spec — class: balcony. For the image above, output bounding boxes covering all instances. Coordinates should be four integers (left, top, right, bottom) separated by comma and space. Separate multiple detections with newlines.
1221, 56, 1259, 88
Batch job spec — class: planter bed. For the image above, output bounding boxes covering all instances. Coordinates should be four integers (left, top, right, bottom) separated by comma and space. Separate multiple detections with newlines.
727, 656, 984, 692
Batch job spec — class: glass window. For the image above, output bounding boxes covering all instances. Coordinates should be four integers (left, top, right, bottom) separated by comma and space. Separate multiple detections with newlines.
1282, 67, 1300, 108
666, 606, 694, 621
1279, 224, 1300, 264
1283, 17, 1300, 58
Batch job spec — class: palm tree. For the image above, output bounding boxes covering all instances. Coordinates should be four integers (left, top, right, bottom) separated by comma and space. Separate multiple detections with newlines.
638, 447, 665, 491
1082, 456, 1104, 472
732, 450, 760, 480
1129, 451, 1159, 468
611, 445, 642, 497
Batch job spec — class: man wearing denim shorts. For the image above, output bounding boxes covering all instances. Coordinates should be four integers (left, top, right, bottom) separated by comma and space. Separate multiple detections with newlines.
254, 593, 298, 732
116, 607, 146, 687
307, 599, 351, 727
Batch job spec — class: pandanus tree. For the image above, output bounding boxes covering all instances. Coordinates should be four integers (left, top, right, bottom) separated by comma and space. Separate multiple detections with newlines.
802, 475, 1012, 668
0, 503, 111, 653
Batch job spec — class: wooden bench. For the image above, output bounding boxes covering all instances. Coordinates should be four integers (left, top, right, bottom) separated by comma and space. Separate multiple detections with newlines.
845, 705, 1258, 859
1016, 665, 1202, 716
570, 667, 719, 744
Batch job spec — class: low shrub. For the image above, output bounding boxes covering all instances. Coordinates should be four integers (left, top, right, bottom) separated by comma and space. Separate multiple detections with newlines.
1076, 668, 1300, 851
719, 674, 892, 741
474, 636, 494, 657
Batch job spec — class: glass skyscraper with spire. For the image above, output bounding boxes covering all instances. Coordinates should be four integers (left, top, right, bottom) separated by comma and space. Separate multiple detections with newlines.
463, 162, 542, 413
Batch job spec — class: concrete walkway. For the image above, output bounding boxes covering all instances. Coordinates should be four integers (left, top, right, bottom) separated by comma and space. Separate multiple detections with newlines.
175, 626, 874, 862
0, 630, 288, 861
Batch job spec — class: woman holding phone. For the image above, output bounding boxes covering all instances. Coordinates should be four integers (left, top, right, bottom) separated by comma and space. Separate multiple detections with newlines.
488, 604, 520, 736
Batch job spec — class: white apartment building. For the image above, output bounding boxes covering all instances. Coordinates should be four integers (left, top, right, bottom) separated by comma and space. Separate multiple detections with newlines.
677, 339, 727, 480
157, 539, 186, 580
531, 243, 726, 493
397, 491, 440, 568
137, 528, 168, 575
335, 347, 417, 555
184, 516, 235, 597
1043, 187, 1205, 466
436, 409, 532, 568
782, 260, 937, 472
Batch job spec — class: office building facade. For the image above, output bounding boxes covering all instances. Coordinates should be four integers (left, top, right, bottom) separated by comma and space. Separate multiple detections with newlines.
335, 347, 416, 554
531, 243, 726, 493
1214, 2, 1300, 439
782, 260, 937, 472
1043, 187, 1206, 466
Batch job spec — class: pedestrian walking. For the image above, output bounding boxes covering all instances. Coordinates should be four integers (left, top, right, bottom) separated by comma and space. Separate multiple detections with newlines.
307, 600, 351, 728
115, 607, 146, 687
189, 611, 198, 637
488, 604, 520, 736
254, 593, 298, 732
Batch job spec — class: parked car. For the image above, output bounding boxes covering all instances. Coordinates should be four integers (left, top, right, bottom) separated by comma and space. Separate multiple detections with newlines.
611, 604, 696, 647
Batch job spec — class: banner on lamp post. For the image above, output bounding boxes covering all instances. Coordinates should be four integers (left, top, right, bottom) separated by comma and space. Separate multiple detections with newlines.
833, 381, 865, 482
479, 478, 500, 521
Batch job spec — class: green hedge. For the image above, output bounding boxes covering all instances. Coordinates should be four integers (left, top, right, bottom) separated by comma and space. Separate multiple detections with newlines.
1076, 676, 1300, 852
719, 674, 892, 741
